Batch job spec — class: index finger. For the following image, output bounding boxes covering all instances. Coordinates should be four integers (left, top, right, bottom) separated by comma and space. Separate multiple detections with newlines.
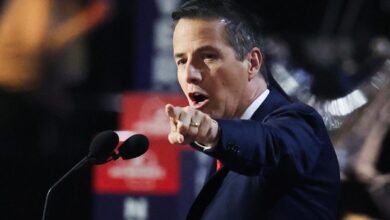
165, 104, 182, 120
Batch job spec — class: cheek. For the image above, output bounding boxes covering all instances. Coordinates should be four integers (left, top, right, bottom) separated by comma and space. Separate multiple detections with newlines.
178, 73, 187, 91
220, 73, 242, 93
216, 73, 246, 106
209, 72, 234, 97
211, 81, 230, 110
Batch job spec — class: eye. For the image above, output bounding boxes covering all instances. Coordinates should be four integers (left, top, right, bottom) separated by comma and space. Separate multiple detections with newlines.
176, 58, 187, 66
203, 53, 217, 60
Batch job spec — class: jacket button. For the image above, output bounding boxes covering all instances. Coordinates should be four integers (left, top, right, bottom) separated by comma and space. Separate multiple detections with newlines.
227, 143, 239, 153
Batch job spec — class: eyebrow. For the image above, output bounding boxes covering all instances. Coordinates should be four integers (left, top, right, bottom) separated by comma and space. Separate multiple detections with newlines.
174, 45, 221, 59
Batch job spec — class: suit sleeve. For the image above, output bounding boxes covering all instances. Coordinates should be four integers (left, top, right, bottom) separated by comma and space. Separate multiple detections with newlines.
204, 104, 331, 179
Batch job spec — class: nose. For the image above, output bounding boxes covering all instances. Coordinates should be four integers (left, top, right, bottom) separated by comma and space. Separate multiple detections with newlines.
184, 62, 202, 84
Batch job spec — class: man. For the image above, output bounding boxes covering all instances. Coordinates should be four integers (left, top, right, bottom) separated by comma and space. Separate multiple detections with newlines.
165, 0, 340, 219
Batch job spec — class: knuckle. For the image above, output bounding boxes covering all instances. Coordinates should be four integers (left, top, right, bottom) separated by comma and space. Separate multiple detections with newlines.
186, 105, 195, 111
178, 111, 186, 120
194, 109, 202, 118
200, 114, 208, 124
186, 107, 195, 115
178, 123, 189, 133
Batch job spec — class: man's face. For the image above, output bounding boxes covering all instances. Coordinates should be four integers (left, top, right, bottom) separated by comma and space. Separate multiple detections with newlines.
173, 18, 250, 119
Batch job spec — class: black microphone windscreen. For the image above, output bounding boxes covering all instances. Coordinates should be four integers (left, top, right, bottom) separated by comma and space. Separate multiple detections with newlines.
88, 130, 119, 163
119, 134, 149, 160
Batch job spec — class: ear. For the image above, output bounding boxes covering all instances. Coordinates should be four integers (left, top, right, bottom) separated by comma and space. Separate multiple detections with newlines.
246, 47, 262, 81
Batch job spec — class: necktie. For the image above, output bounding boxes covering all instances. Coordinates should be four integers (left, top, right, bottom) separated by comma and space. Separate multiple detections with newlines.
216, 159, 222, 171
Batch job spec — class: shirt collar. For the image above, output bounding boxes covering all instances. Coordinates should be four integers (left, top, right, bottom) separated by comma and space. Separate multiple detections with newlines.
240, 89, 270, 120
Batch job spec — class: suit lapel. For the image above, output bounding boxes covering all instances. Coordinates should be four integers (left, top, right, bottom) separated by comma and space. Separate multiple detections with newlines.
187, 166, 229, 220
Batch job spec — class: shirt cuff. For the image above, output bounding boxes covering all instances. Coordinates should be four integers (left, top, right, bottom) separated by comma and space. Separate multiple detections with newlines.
193, 141, 215, 152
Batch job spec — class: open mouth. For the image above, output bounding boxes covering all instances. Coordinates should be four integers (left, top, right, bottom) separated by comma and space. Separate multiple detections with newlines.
189, 92, 209, 109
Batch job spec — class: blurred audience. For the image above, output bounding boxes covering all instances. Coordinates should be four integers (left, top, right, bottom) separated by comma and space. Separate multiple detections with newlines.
0, 0, 110, 219
335, 66, 390, 220
266, 30, 390, 220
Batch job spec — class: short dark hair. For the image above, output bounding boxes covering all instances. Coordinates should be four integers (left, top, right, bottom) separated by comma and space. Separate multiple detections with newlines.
172, 0, 263, 62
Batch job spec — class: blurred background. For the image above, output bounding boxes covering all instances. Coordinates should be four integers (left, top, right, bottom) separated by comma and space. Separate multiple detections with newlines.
0, 0, 389, 219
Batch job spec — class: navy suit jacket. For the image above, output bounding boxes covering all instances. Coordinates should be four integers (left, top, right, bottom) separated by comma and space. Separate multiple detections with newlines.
188, 89, 340, 220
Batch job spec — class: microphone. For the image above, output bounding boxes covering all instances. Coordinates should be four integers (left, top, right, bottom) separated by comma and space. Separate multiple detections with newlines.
42, 130, 119, 220
117, 133, 149, 160
88, 130, 120, 164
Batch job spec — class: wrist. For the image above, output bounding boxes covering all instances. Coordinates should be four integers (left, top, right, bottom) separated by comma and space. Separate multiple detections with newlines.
208, 119, 220, 147
194, 119, 220, 151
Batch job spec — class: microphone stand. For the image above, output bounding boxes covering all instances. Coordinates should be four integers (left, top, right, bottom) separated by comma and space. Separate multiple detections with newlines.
40, 132, 149, 220
41, 156, 90, 220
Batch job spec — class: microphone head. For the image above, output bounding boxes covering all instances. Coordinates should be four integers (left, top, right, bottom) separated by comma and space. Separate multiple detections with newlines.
88, 130, 119, 164
119, 134, 149, 160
